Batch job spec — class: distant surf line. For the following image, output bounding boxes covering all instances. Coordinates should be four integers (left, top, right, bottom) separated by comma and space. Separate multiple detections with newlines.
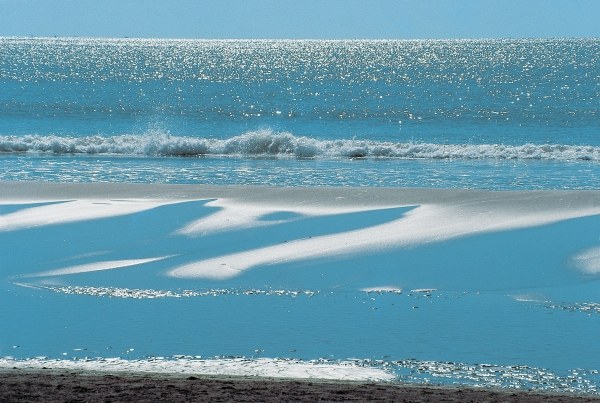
2, 130, 600, 162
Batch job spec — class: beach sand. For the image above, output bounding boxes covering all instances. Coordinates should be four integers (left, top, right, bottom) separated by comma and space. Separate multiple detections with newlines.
3, 181, 600, 282
1, 369, 599, 402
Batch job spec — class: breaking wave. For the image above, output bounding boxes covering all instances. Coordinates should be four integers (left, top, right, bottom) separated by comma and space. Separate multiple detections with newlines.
1, 130, 600, 162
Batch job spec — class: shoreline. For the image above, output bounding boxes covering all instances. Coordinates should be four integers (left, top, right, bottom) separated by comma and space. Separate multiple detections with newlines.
1, 369, 599, 402
3, 180, 600, 210
3, 181, 600, 399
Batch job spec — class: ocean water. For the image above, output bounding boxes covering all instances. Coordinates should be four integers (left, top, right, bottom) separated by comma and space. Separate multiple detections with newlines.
1, 37, 599, 188
2, 37, 600, 394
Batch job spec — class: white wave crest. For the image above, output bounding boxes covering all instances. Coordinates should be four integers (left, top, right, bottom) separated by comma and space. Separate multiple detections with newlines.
1, 130, 600, 162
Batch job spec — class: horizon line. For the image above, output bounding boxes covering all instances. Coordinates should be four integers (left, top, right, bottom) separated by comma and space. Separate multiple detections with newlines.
1, 35, 598, 42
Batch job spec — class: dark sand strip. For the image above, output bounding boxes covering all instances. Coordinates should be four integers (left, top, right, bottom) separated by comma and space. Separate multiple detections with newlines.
1, 370, 598, 402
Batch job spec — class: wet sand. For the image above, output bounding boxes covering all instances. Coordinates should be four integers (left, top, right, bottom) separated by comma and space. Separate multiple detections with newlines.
1, 370, 599, 402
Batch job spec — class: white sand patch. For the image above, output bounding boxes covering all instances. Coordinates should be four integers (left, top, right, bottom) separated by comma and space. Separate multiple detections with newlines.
18, 256, 172, 278
2, 183, 600, 281
0, 357, 394, 382
169, 201, 600, 280
571, 247, 600, 274
175, 198, 372, 236
176, 199, 294, 235
0, 199, 183, 232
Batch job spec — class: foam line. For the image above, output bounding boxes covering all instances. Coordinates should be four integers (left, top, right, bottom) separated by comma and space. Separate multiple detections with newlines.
360, 286, 403, 294
2, 131, 599, 161
0, 357, 394, 382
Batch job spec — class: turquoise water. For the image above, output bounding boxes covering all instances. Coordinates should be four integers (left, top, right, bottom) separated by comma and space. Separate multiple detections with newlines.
1, 37, 599, 188
2, 196, 600, 393
1, 38, 600, 393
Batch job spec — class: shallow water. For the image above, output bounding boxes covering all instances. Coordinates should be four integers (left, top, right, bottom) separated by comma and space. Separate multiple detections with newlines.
2, 154, 600, 190
1, 37, 600, 393
2, 190, 600, 393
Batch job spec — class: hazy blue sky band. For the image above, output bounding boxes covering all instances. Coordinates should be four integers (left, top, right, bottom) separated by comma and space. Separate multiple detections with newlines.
1, 0, 599, 39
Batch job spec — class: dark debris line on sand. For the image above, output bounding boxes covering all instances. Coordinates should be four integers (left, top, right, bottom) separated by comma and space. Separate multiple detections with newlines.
1, 371, 599, 402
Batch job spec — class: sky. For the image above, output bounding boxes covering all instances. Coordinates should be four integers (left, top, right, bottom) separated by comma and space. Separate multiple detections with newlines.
0, 0, 599, 39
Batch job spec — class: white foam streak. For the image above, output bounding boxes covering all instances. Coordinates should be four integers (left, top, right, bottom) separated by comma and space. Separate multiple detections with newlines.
360, 286, 402, 294
0, 357, 394, 381
2, 131, 599, 161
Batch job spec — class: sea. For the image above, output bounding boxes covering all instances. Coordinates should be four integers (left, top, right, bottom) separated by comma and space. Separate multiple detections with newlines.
1, 37, 599, 188
1, 37, 600, 393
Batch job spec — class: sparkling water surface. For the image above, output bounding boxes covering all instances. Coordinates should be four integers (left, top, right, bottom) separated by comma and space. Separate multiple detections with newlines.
1, 37, 599, 189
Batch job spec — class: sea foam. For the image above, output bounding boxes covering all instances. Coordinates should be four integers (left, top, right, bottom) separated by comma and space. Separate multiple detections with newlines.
0, 357, 394, 382
2, 130, 600, 162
